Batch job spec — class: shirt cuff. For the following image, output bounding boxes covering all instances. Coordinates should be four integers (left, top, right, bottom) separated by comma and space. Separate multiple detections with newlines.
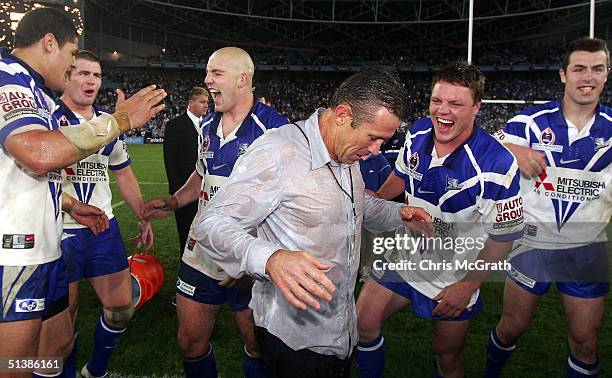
246, 238, 282, 281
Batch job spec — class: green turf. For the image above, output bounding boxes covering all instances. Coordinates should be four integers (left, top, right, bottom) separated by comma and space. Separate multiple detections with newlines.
74, 144, 611, 377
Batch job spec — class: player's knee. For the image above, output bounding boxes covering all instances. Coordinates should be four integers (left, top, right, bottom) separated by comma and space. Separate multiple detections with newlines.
177, 328, 209, 357
103, 304, 135, 328
356, 307, 383, 341
498, 313, 529, 342
568, 332, 598, 360
432, 340, 463, 362
356, 317, 382, 342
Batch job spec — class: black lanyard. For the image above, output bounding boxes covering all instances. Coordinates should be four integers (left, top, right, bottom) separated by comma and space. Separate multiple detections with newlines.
326, 163, 356, 218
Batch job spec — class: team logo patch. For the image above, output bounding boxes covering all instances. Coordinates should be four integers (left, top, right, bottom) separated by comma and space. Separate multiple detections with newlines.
539, 127, 555, 145
201, 135, 210, 152
2, 234, 35, 249
237, 143, 249, 157
406, 152, 423, 181
409, 152, 419, 171
593, 137, 610, 151
176, 278, 195, 296
15, 298, 45, 313
445, 176, 463, 191
531, 127, 562, 153
58, 115, 70, 127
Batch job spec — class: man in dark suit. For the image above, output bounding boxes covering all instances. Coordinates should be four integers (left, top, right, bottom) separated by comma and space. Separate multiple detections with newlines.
163, 87, 209, 255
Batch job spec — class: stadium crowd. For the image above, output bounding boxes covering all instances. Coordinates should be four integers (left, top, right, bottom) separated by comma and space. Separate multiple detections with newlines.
98, 70, 612, 138
152, 44, 565, 67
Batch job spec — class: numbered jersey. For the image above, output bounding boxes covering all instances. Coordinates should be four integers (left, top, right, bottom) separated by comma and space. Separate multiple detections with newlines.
55, 100, 131, 228
0, 50, 63, 265
497, 99, 612, 250
393, 118, 524, 304
182, 101, 288, 279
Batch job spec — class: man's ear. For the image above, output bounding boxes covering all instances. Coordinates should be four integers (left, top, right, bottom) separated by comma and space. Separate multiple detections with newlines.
334, 103, 353, 127
237, 72, 248, 88
559, 68, 567, 84
41, 33, 58, 54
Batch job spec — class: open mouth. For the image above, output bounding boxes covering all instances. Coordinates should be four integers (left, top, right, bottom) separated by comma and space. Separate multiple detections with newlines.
436, 117, 455, 130
208, 88, 222, 101
84, 89, 96, 96
577, 86, 595, 94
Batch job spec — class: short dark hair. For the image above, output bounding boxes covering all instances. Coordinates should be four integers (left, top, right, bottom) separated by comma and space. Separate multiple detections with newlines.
75, 50, 101, 65
331, 66, 406, 126
189, 87, 209, 100
562, 37, 610, 71
432, 61, 485, 103
14, 7, 78, 49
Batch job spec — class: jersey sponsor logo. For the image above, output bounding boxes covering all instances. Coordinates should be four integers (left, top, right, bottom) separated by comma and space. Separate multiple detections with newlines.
15, 298, 45, 313
200, 151, 214, 159
0, 89, 38, 120
493, 129, 505, 140
44, 170, 63, 182
494, 197, 524, 227
237, 143, 249, 157
508, 266, 536, 288
2, 234, 35, 249
432, 217, 454, 238
526, 224, 538, 237
211, 163, 227, 170
445, 176, 463, 191
176, 278, 195, 296
532, 168, 607, 230
407, 151, 423, 181
186, 237, 196, 251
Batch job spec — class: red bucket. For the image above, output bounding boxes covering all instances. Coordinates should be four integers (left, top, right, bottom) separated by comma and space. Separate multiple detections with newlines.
128, 254, 165, 310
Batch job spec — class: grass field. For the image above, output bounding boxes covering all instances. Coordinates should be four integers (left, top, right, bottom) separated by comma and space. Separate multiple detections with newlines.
74, 144, 611, 377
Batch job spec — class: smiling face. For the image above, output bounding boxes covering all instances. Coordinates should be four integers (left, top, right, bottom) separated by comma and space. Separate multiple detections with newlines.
204, 48, 253, 113
560, 50, 609, 107
333, 105, 400, 164
429, 80, 480, 152
63, 58, 102, 107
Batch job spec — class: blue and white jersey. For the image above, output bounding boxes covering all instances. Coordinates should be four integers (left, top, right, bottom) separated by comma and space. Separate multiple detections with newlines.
56, 100, 131, 228
359, 154, 392, 192
0, 50, 63, 265
183, 100, 289, 279
393, 117, 524, 303
496, 99, 611, 250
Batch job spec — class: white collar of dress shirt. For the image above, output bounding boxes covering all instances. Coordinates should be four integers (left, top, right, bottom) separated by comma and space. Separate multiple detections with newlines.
186, 109, 201, 130
304, 108, 354, 170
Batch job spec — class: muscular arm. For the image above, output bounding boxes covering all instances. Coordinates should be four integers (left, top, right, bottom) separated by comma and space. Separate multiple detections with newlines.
5, 129, 80, 176
376, 171, 405, 200
174, 170, 203, 208
142, 170, 202, 221
113, 166, 146, 218
113, 165, 154, 250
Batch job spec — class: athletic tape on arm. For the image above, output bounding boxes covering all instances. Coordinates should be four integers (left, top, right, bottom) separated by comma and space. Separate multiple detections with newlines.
59, 112, 131, 160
